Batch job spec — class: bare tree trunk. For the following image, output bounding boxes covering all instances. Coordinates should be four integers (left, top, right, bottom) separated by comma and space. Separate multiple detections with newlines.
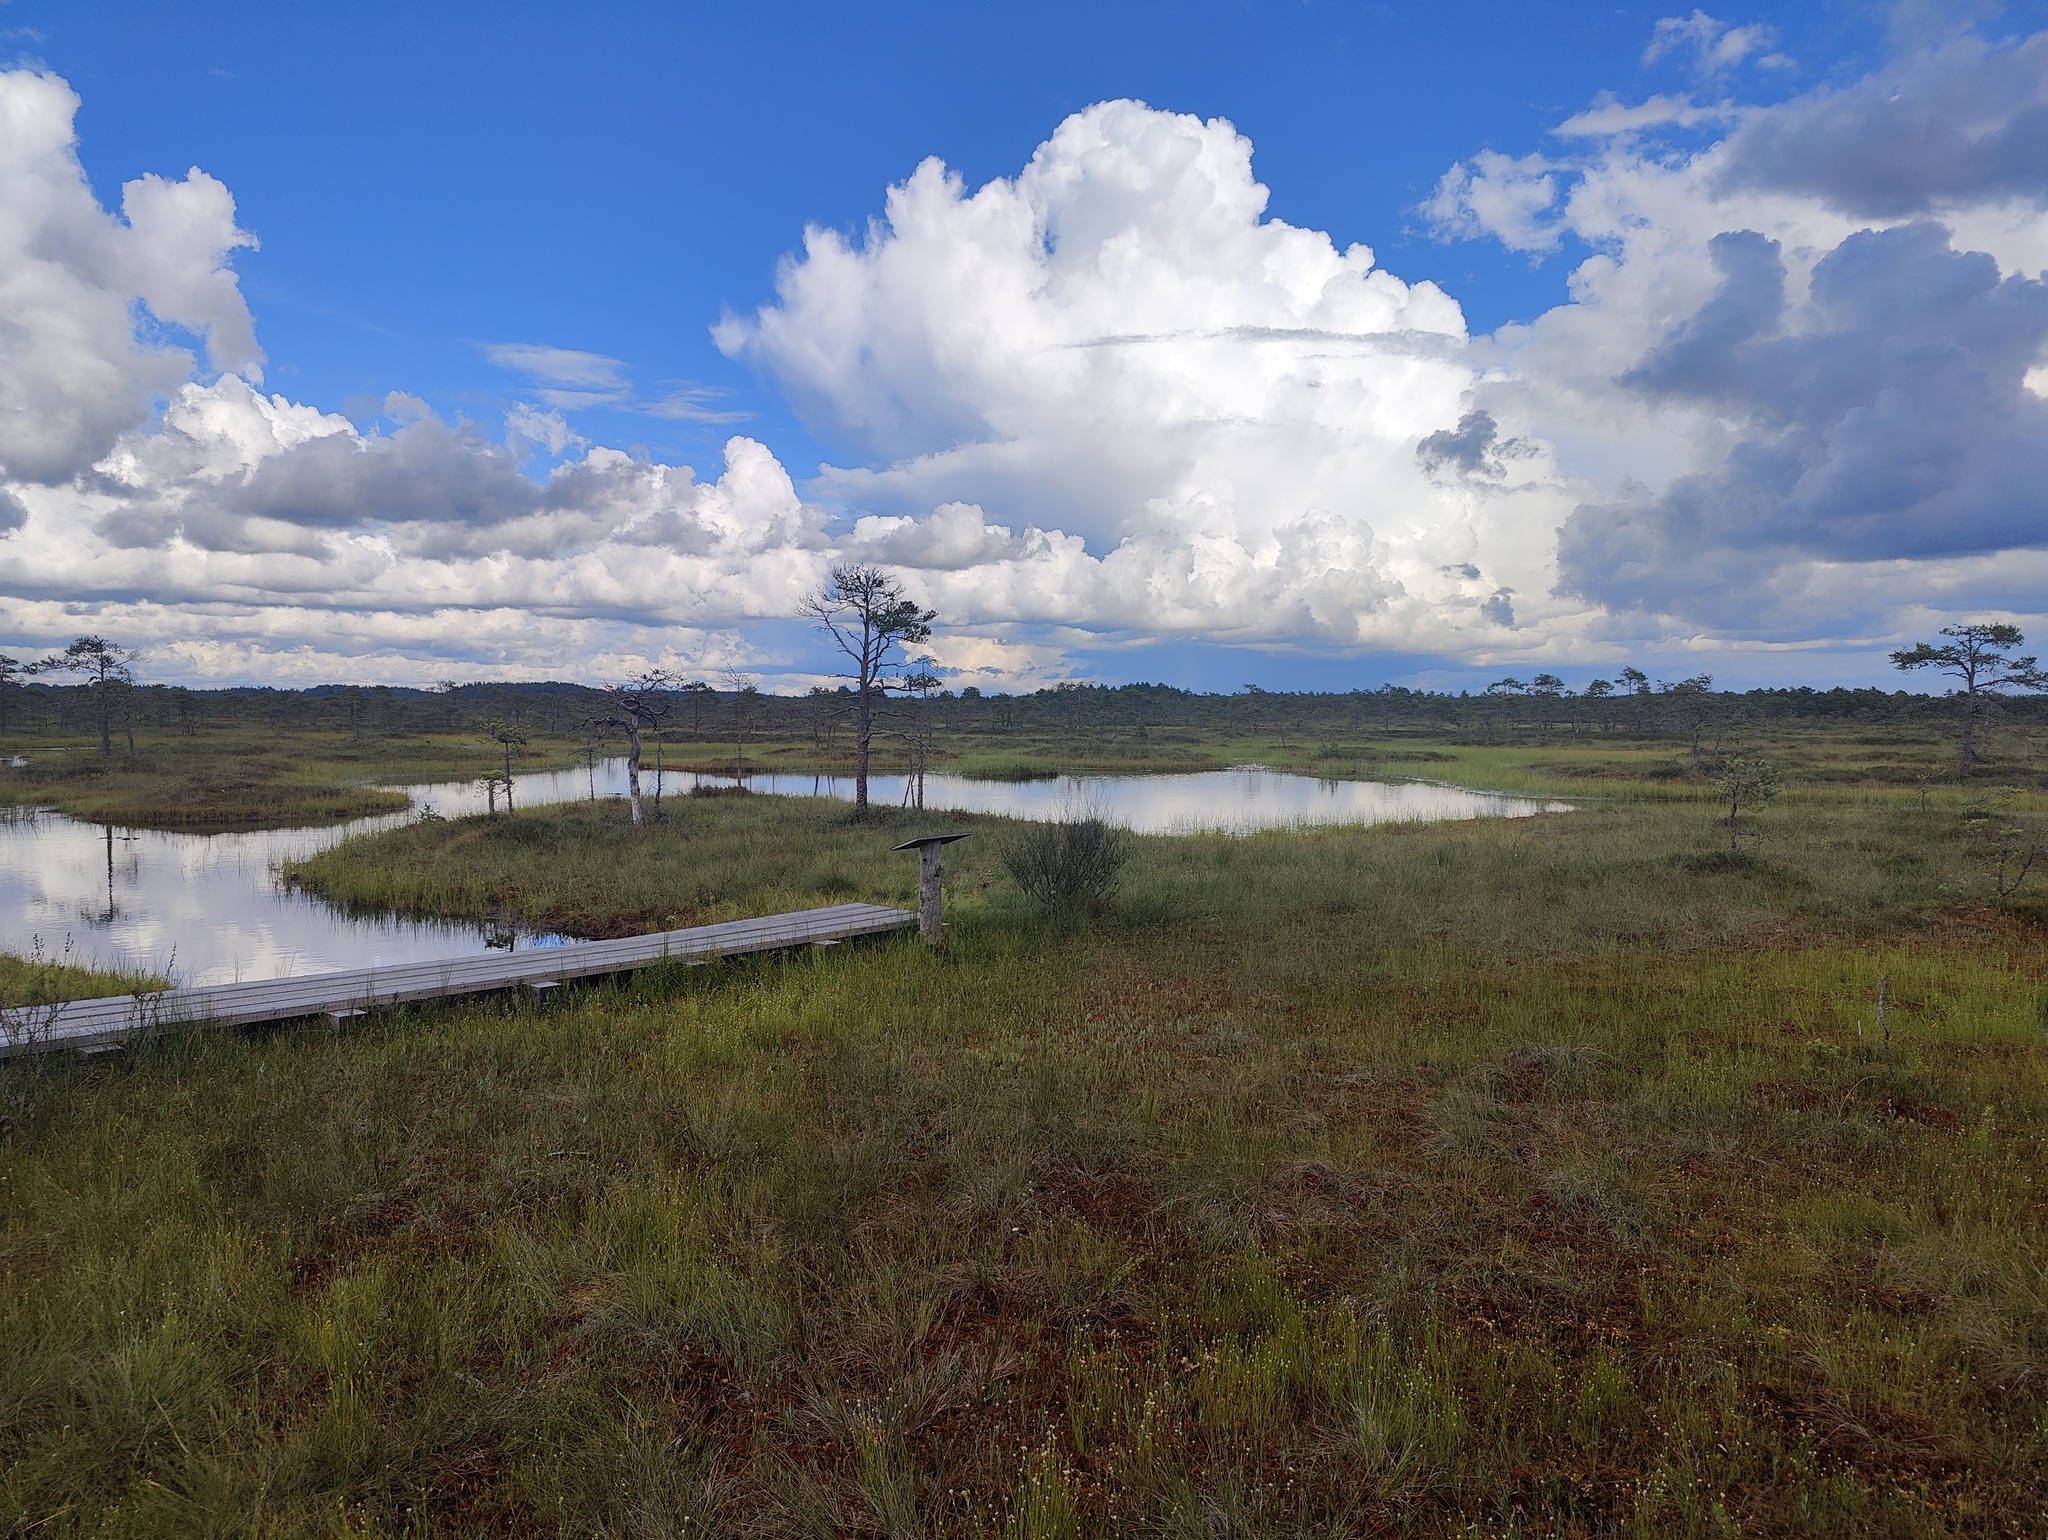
1960, 696, 1980, 776
855, 681, 872, 814
626, 721, 644, 825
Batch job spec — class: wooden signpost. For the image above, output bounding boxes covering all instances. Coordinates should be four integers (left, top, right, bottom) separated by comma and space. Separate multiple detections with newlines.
891, 831, 970, 944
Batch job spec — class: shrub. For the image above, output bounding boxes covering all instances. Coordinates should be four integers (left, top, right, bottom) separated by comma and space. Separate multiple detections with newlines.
1001, 816, 1131, 912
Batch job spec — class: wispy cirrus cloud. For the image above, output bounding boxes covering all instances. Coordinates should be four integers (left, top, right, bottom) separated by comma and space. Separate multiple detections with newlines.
481, 342, 750, 423
1643, 10, 1792, 74
479, 342, 630, 407
640, 386, 752, 424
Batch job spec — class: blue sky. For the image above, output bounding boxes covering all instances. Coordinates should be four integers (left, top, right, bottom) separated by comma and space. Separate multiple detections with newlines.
4, 1, 2048, 690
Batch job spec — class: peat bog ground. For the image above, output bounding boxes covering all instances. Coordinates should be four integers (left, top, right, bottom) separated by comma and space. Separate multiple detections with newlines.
1, 717, 2046, 1535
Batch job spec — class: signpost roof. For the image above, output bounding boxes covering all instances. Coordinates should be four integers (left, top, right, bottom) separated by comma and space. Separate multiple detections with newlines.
890, 832, 973, 851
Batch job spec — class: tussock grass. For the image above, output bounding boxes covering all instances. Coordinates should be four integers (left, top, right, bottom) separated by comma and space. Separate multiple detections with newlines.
5, 764, 2048, 1533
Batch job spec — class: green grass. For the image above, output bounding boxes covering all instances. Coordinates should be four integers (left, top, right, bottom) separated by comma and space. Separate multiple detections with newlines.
286, 777, 1993, 949
1, 731, 417, 830
0, 725, 604, 831
5, 732, 2048, 1533
282, 794, 994, 939
0, 949, 164, 1008
6, 708, 2036, 833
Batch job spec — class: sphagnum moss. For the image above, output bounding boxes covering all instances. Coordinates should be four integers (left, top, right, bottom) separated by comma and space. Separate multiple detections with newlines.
3, 750, 2047, 1536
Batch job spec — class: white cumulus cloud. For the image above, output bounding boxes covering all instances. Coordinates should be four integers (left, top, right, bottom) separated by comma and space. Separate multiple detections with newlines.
0, 69, 849, 685
716, 99, 1582, 657
0, 71, 259, 486
1438, 30, 2048, 643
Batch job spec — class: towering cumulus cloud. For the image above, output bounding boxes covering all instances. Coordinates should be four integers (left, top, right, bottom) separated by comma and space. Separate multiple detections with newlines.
715, 101, 1573, 656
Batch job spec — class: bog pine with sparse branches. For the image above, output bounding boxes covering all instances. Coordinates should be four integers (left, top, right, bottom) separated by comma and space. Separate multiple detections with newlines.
29, 636, 139, 759
1891, 621, 2048, 774
801, 564, 935, 815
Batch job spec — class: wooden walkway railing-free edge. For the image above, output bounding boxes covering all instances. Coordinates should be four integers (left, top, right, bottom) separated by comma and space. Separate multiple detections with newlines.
0, 902, 916, 1057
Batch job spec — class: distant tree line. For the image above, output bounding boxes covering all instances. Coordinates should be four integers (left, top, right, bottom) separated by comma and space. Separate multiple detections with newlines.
7, 620, 2045, 787
9, 669, 2047, 746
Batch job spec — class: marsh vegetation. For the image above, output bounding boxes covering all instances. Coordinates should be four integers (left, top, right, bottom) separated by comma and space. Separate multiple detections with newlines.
2, 699, 2047, 1534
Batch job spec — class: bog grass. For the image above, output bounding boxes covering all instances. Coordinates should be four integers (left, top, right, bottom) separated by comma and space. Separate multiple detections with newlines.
3, 745, 2048, 1534
0, 947, 164, 1008
0, 731, 424, 829
282, 793, 998, 939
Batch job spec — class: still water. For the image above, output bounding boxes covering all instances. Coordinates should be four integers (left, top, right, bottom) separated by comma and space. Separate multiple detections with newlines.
0, 760, 1565, 988
679, 766, 1567, 836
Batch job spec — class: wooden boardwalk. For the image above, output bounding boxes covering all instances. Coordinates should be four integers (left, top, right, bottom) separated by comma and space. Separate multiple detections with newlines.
0, 902, 915, 1057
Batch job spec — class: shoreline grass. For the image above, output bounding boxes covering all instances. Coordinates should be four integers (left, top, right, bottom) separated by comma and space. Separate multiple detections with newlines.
286, 782, 1991, 953
0, 949, 166, 1008
284, 796, 995, 939
2, 734, 412, 830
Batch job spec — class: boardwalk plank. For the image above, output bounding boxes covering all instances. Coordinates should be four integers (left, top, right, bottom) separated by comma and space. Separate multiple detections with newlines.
0, 902, 914, 1056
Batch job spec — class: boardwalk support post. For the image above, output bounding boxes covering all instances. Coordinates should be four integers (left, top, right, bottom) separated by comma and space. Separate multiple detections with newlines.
891, 832, 970, 945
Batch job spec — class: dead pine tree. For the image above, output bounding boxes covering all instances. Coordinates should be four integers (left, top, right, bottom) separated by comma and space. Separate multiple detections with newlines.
801, 565, 935, 816
477, 716, 529, 814
899, 655, 942, 810
723, 669, 760, 783
1891, 622, 2048, 776
601, 670, 674, 826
